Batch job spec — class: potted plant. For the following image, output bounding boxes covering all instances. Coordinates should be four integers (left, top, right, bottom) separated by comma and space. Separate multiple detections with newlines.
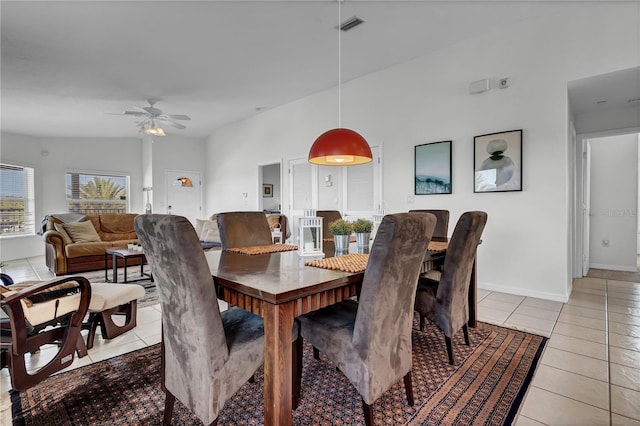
352, 218, 373, 247
328, 219, 353, 251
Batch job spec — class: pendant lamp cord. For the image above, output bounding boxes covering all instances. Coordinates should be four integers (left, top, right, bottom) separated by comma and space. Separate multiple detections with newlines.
338, 0, 342, 128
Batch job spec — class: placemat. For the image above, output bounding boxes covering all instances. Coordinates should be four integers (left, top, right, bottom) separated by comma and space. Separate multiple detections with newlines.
428, 241, 448, 252
322, 236, 357, 243
305, 253, 369, 273
225, 244, 298, 255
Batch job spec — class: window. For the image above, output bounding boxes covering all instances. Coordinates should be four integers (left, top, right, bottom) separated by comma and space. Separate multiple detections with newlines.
0, 163, 35, 236
66, 172, 129, 214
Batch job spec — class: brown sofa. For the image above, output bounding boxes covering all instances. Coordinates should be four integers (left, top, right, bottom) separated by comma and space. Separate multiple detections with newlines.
43, 213, 139, 276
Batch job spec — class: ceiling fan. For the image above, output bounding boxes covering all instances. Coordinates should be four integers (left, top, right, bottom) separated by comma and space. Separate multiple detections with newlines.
108, 99, 191, 136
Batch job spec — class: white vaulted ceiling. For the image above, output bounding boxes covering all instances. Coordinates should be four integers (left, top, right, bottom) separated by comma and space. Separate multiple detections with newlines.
1, 1, 633, 139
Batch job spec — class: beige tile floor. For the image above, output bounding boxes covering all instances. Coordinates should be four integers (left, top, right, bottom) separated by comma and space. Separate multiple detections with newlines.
1, 256, 639, 425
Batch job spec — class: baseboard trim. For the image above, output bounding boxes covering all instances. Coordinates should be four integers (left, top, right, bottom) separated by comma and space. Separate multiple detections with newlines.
589, 263, 638, 273
478, 281, 569, 303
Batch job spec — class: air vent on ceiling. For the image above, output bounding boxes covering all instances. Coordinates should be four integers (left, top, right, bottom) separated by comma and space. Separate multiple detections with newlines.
339, 16, 365, 31
627, 97, 640, 103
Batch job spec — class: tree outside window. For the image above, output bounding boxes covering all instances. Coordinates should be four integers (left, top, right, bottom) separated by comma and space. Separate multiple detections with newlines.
66, 172, 129, 214
0, 163, 35, 236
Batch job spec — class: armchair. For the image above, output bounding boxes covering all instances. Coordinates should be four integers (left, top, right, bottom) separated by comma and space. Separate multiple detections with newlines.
0, 276, 91, 390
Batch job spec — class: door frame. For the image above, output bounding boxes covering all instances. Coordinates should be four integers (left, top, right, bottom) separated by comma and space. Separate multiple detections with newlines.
258, 160, 284, 212
574, 126, 640, 277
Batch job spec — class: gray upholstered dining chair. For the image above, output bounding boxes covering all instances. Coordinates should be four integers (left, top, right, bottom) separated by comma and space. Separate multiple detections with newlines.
413, 211, 487, 365
409, 209, 450, 240
293, 213, 436, 426
316, 210, 343, 239
216, 211, 273, 249
134, 214, 266, 426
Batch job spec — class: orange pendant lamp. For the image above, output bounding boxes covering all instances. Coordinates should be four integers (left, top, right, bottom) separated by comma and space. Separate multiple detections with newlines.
309, 128, 372, 165
308, 0, 372, 166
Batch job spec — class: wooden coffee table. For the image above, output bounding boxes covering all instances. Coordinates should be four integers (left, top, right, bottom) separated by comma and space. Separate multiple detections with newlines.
104, 248, 153, 283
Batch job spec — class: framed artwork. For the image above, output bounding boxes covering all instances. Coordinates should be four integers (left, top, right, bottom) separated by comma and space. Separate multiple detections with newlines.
263, 184, 273, 197
474, 129, 522, 193
414, 140, 452, 195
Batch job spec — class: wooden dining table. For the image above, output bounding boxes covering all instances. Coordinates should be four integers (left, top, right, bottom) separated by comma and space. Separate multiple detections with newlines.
204, 241, 478, 426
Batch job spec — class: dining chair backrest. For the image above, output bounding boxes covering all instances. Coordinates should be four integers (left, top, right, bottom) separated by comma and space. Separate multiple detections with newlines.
134, 214, 229, 421
353, 213, 436, 376
216, 211, 273, 249
316, 210, 343, 238
409, 209, 450, 240
435, 211, 487, 335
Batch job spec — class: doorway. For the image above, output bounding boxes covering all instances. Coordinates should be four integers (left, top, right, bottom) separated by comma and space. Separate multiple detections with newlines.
579, 133, 639, 276
259, 162, 282, 213
569, 66, 640, 278
165, 169, 202, 225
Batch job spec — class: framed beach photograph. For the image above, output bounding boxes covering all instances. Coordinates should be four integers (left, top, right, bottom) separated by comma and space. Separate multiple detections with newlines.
474, 129, 522, 193
414, 140, 452, 195
262, 184, 273, 197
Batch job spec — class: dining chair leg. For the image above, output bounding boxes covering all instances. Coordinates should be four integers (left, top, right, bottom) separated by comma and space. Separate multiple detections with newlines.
313, 346, 320, 360
444, 335, 455, 365
463, 323, 470, 346
362, 399, 374, 426
403, 372, 414, 406
163, 391, 175, 426
419, 314, 425, 331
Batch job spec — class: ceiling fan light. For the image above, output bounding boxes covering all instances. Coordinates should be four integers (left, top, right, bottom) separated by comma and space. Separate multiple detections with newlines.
308, 128, 372, 166
142, 124, 166, 137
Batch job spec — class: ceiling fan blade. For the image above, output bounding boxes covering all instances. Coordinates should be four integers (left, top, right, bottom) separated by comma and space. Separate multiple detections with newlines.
165, 119, 186, 130
167, 114, 191, 121
123, 111, 149, 117
143, 106, 162, 115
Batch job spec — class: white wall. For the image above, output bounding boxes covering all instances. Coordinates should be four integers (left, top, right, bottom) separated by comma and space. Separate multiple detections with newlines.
0, 132, 206, 260
0, 132, 143, 260
589, 134, 638, 271
575, 106, 640, 135
148, 135, 207, 217
203, 3, 640, 302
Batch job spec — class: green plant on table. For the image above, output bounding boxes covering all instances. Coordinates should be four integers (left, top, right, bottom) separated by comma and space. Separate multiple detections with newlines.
352, 218, 373, 233
328, 219, 353, 236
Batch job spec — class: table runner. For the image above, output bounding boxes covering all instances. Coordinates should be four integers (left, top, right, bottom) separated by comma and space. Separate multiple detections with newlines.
305, 253, 369, 273
225, 244, 298, 255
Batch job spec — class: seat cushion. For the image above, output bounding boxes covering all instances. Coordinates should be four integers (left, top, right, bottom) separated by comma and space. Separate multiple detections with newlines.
65, 241, 115, 258
6, 292, 82, 326
297, 299, 357, 364
88, 283, 145, 311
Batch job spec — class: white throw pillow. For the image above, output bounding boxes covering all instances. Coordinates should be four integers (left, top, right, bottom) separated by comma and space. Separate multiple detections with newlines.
194, 218, 206, 238
199, 219, 221, 243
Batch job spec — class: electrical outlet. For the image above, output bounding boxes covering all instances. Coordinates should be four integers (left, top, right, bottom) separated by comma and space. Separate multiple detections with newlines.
602, 238, 610, 247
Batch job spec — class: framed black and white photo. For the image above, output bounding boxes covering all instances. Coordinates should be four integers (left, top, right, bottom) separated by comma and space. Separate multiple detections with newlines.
262, 184, 273, 197
414, 140, 452, 195
474, 129, 522, 193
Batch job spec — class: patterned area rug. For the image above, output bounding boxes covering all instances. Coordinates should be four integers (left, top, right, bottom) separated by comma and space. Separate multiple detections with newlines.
10, 321, 546, 425
75, 266, 158, 308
